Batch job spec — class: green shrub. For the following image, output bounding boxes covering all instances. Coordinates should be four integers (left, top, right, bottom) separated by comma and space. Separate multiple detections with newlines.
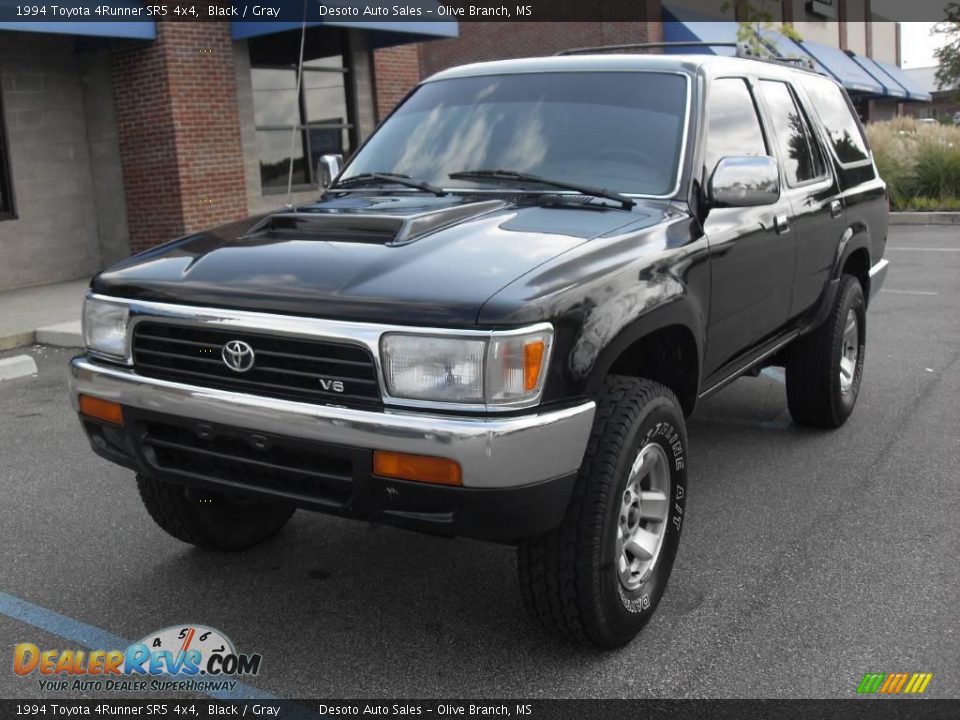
866, 122, 916, 206
913, 140, 960, 199
865, 119, 960, 211
899, 195, 960, 211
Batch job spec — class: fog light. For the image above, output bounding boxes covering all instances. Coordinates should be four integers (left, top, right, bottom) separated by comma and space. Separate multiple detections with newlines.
79, 395, 123, 425
373, 451, 462, 486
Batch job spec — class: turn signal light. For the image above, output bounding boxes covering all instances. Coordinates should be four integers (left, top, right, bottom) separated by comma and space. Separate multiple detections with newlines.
523, 339, 546, 391
373, 451, 462, 486
79, 395, 124, 425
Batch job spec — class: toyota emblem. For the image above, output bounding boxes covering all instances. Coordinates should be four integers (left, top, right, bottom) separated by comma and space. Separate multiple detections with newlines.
222, 340, 255, 373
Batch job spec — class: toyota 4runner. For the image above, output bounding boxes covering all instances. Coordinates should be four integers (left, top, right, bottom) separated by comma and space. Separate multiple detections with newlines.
71, 48, 889, 648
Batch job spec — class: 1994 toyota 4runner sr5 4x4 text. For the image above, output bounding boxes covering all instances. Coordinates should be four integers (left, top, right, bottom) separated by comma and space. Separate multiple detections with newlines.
71, 49, 889, 648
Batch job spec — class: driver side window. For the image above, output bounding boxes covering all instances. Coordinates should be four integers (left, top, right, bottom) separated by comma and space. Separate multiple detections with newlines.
703, 78, 768, 182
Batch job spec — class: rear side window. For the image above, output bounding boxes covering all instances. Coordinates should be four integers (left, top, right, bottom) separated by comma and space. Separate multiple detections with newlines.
801, 76, 870, 165
703, 78, 767, 179
759, 80, 826, 185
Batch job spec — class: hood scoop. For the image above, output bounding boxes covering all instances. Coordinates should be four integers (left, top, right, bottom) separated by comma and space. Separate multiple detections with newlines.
243, 199, 506, 246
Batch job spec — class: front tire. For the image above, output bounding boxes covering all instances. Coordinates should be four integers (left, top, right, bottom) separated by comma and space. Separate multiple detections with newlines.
518, 377, 688, 648
136, 475, 295, 551
786, 274, 866, 428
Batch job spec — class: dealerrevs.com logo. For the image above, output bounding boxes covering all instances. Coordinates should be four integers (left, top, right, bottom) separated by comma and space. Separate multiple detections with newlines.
13, 624, 262, 693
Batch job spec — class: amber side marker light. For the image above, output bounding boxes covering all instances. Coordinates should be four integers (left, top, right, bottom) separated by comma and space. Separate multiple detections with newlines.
78, 395, 124, 425
373, 450, 462, 486
523, 339, 546, 392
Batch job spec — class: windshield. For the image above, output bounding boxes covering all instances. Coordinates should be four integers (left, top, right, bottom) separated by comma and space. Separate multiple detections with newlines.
340, 71, 689, 197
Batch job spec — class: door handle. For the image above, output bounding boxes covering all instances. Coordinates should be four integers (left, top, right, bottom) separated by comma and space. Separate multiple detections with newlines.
830, 200, 843, 218
775, 214, 791, 234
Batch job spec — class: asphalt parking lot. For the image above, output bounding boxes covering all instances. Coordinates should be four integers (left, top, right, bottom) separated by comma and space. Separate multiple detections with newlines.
0, 225, 957, 700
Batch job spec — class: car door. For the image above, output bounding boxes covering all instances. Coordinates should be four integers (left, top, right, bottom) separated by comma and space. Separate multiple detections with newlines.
755, 78, 839, 319
795, 75, 887, 313
701, 77, 797, 381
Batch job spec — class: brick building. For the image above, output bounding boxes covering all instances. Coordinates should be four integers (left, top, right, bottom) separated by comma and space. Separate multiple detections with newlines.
0, 19, 455, 292
0, 7, 928, 293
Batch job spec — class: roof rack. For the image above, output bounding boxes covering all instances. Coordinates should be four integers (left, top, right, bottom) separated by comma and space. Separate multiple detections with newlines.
554, 41, 819, 72
764, 56, 817, 71
555, 41, 739, 56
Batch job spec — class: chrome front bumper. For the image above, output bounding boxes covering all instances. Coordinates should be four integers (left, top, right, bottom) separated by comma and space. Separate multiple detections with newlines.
69, 356, 595, 490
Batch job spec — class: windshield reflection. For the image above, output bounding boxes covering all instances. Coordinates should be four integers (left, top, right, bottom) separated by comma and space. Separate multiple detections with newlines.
341, 72, 689, 196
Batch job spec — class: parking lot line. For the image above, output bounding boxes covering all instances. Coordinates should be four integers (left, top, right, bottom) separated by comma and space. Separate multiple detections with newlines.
885, 247, 960, 252
0, 590, 279, 701
881, 289, 939, 296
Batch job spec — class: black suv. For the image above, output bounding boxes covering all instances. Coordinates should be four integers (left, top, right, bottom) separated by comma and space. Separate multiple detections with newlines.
71, 50, 889, 648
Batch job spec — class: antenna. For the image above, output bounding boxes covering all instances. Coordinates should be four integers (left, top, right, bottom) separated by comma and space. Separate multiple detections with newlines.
285, 0, 309, 208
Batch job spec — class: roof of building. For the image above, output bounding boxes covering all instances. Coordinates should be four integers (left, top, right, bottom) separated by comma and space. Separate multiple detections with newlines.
659, 15, 929, 101
904, 66, 954, 94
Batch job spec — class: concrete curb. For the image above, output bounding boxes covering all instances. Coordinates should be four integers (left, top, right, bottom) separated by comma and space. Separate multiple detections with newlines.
0, 354, 38, 382
35, 320, 82, 348
890, 212, 960, 225
0, 331, 36, 353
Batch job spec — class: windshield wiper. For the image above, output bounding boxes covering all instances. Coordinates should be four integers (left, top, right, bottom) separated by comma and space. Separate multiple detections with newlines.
448, 169, 635, 209
332, 172, 447, 197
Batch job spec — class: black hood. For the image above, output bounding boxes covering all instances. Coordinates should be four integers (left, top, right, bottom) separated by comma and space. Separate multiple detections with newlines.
93, 194, 674, 326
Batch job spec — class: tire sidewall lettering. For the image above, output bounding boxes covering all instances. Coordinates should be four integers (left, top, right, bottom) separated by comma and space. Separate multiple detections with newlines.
616, 415, 687, 614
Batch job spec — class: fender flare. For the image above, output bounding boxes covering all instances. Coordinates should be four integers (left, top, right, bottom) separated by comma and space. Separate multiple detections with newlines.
582, 296, 704, 409
803, 224, 873, 333
832, 224, 872, 281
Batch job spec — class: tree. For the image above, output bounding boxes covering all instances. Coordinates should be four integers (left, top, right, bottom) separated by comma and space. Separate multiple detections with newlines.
720, 0, 802, 58
933, 4, 960, 95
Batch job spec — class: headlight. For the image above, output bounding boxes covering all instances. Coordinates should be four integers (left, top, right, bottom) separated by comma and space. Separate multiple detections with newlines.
381, 335, 486, 403
82, 296, 129, 360
381, 325, 553, 407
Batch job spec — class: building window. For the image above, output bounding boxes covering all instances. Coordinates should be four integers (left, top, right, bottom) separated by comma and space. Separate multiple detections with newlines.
250, 30, 356, 193
0, 86, 14, 220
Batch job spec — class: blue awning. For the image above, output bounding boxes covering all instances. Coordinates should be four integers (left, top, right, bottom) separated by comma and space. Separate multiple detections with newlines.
0, 0, 155, 37
0, 22, 155, 39
794, 40, 884, 95
872, 60, 932, 102
659, 9, 914, 102
662, 6, 738, 55
847, 54, 907, 98
233, 20, 457, 48
754, 27, 796, 57
662, 20, 737, 56
232, 0, 457, 47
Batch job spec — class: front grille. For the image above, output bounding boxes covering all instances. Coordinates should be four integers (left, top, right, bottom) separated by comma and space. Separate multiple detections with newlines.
132, 322, 381, 408
141, 418, 356, 505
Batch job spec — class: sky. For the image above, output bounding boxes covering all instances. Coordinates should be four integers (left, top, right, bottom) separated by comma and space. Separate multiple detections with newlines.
900, 22, 947, 68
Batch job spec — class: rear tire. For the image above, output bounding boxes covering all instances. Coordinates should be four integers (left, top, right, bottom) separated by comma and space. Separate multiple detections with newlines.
786, 275, 866, 428
136, 475, 295, 551
518, 376, 688, 648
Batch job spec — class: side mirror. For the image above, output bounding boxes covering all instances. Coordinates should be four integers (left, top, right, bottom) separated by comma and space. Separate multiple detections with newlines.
317, 154, 343, 189
708, 156, 780, 207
